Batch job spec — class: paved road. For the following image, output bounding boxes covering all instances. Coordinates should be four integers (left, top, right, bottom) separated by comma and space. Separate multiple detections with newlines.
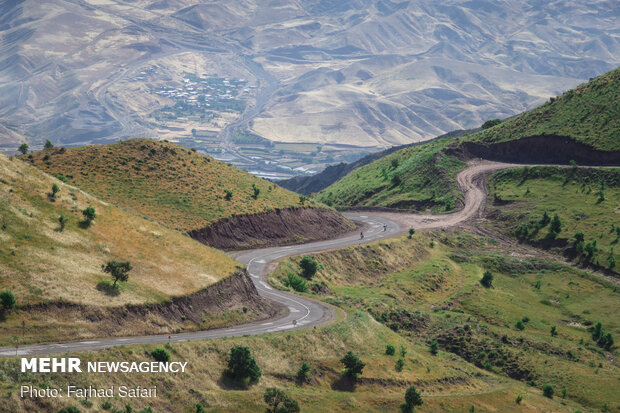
0, 161, 512, 357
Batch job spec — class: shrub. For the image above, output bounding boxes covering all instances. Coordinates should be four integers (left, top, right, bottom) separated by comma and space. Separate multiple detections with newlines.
151, 348, 170, 362
429, 342, 439, 355
547, 214, 562, 239
481, 119, 502, 129
18, 143, 29, 154
225, 345, 261, 385
385, 344, 395, 355
515, 225, 529, 240
44, 140, 54, 149
264, 387, 300, 413
224, 190, 233, 200
515, 395, 523, 404
539, 211, 550, 226
195, 404, 205, 413
299, 256, 319, 279
480, 271, 493, 288
251, 184, 260, 199
550, 326, 558, 337
401, 385, 423, 413
299, 195, 308, 205
282, 273, 308, 293
295, 362, 311, 384
408, 228, 415, 239
51, 183, 60, 198
515, 320, 525, 331
57, 407, 81, 413
58, 215, 68, 231
0, 290, 16, 311
341, 351, 365, 379
395, 358, 404, 372
542, 384, 554, 398
81, 207, 96, 227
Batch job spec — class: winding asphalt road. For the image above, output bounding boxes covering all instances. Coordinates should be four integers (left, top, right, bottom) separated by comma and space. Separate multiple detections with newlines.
0, 161, 513, 357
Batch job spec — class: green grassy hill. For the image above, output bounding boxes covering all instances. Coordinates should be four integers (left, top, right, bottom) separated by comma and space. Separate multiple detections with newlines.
471, 67, 620, 151
23, 139, 315, 232
487, 166, 620, 273
315, 139, 465, 212
316, 67, 619, 210
269, 232, 619, 412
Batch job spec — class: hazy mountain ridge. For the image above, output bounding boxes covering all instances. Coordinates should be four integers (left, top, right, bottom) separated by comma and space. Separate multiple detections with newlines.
0, 0, 618, 152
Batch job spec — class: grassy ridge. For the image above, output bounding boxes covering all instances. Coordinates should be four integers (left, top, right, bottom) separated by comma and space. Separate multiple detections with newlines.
23, 139, 310, 232
0, 153, 238, 307
315, 140, 466, 212
316, 67, 619, 211
270, 232, 620, 412
470, 67, 620, 151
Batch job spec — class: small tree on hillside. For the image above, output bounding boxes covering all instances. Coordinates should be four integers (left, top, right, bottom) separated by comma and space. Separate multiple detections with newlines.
102, 261, 132, 288
547, 214, 562, 239
539, 211, 550, 226
408, 228, 415, 239
264, 388, 300, 413
18, 143, 29, 154
224, 189, 233, 201
542, 384, 554, 399
429, 342, 439, 355
299, 256, 319, 279
51, 183, 60, 199
58, 215, 68, 231
385, 344, 396, 355
401, 385, 423, 413
81, 207, 96, 227
251, 184, 260, 199
44, 140, 54, 149
295, 362, 311, 384
0, 290, 16, 311
480, 271, 493, 288
225, 345, 262, 386
341, 351, 365, 380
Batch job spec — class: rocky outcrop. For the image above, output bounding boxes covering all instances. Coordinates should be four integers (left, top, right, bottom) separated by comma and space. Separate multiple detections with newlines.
455, 135, 620, 165
19, 272, 282, 339
189, 207, 356, 250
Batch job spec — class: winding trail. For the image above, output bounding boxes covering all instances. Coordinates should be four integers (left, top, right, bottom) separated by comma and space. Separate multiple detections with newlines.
0, 161, 515, 357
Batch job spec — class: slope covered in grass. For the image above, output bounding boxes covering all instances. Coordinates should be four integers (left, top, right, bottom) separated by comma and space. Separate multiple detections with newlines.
315, 139, 466, 212
1, 311, 580, 412
487, 166, 620, 273
470, 67, 620, 151
271, 232, 620, 412
0, 153, 238, 307
23, 139, 313, 232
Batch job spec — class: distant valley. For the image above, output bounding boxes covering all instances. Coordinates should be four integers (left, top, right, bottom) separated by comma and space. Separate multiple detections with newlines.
1, 0, 619, 178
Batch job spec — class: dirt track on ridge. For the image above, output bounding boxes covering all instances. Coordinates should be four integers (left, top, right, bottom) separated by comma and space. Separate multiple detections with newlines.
364, 160, 519, 232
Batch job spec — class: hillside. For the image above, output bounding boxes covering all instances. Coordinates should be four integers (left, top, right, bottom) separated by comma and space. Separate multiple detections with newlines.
470, 67, 620, 152
279, 128, 477, 195
315, 139, 466, 212
267, 232, 619, 413
0, 152, 239, 307
23, 139, 354, 248
315, 68, 620, 210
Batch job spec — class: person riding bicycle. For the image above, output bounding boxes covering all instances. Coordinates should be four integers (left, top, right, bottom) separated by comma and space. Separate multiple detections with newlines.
360, 231, 364, 239
383, 224, 387, 231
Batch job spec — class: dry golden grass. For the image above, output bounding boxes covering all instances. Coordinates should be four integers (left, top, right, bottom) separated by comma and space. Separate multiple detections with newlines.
0, 153, 239, 307
23, 139, 311, 232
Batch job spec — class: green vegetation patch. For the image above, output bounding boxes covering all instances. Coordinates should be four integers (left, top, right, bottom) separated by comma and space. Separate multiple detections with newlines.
470, 67, 620, 151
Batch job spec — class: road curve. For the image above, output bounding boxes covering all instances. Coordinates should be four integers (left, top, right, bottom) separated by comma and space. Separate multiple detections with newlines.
0, 160, 513, 357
